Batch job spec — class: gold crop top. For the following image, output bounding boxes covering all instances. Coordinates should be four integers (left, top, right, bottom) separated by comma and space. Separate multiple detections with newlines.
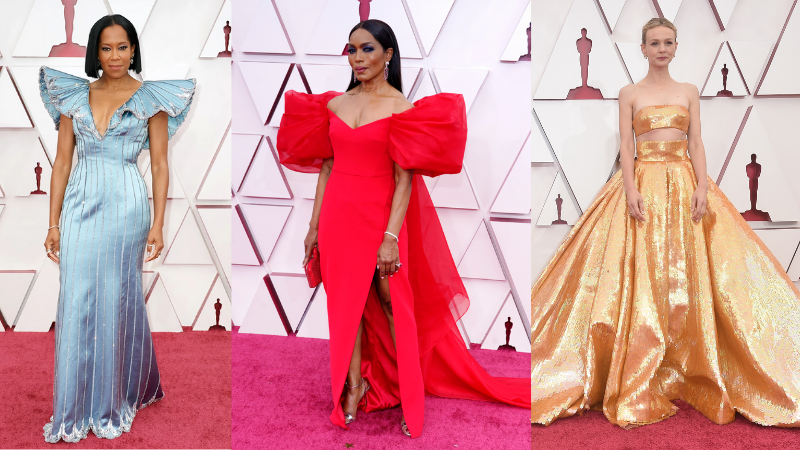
632, 105, 690, 137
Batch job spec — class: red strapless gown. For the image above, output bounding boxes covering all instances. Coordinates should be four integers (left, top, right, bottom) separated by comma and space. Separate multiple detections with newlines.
277, 90, 529, 437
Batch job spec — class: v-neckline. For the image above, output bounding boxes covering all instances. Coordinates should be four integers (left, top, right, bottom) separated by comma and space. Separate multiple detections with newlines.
87, 80, 144, 138
327, 108, 392, 131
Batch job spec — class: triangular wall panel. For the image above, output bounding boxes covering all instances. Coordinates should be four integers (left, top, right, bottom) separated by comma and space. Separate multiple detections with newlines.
11, 259, 59, 332
482, 293, 530, 351
268, 66, 308, 126
459, 279, 510, 347
702, 43, 748, 96
597, 0, 627, 31
240, 203, 292, 262
163, 209, 214, 265
239, 62, 291, 125
430, 170, 479, 210
718, 108, 800, 222
756, 5, 800, 95
232, 133, 264, 192
198, 126, 232, 200
0, 68, 33, 128
534, 100, 619, 211
193, 275, 233, 330
433, 68, 489, 114
232, 205, 262, 266
270, 274, 315, 331
305, 0, 422, 58
500, 2, 532, 61
238, 136, 291, 198
405, 0, 456, 55
491, 138, 531, 214
491, 219, 532, 320
535, 0, 630, 99
200, 0, 236, 57
296, 286, 330, 339
158, 265, 218, 326
232, 264, 267, 325
241, 0, 293, 54
239, 278, 288, 335
197, 206, 233, 284
0, 271, 35, 328
536, 173, 581, 226
145, 275, 184, 332
457, 221, 505, 281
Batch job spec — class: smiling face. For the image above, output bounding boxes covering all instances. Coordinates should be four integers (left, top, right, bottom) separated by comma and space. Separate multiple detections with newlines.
641, 26, 677, 65
97, 24, 135, 79
347, 28, 392, 83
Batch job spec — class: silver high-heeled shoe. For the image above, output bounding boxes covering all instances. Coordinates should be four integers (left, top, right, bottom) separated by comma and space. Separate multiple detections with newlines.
343, 378, 370, 424
401, 417, 411, 436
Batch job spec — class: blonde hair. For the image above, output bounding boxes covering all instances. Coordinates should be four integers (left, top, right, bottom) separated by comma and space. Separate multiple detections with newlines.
641, 18, 677, 45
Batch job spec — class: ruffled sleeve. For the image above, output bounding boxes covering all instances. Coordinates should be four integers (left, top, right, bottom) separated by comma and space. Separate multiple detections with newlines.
276, 90, 341, 173
38, 66, 89, 130
388, 93, 467, 178
127, 79, 196, 149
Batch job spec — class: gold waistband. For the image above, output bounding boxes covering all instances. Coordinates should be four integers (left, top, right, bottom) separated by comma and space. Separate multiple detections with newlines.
636, 140, 688, 162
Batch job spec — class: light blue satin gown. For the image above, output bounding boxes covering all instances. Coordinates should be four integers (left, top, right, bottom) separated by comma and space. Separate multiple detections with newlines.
38, 66, 195, 443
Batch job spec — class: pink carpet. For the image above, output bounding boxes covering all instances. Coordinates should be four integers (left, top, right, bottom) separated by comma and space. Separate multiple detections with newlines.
0, 330, 231, 449
232, 328, 530, 449
533, 400, 800, 449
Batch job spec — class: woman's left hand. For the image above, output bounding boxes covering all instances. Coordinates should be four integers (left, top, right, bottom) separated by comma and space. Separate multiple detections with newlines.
691, 185, 708, 222
145, 227, 165, 262
377, 235, 400, 279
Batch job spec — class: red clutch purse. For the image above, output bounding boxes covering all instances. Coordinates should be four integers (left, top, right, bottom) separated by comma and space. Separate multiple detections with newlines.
305, 246, 322, 288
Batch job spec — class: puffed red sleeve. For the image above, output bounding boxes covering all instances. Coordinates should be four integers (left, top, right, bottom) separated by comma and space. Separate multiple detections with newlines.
388, 93, 467, 178
276, 90, 341, 173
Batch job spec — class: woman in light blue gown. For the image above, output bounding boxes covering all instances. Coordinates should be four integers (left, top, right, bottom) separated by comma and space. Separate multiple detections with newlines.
39, 14, 194, 443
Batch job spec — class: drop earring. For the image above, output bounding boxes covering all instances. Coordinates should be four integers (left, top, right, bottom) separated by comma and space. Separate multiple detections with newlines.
130, 53, 135, 65
383, 61, 389, 80
353, 71, 357, 84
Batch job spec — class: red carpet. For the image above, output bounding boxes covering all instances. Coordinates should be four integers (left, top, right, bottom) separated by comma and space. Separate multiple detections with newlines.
0, 330, 231, 449
533, 400, 800, 450
232, 329, 530, 449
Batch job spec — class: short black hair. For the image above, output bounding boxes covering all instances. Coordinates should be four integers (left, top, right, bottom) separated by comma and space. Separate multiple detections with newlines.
85, 14, 141, 78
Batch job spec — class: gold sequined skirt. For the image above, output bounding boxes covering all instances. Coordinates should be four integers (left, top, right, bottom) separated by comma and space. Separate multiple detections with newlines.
531, 139, 800, 428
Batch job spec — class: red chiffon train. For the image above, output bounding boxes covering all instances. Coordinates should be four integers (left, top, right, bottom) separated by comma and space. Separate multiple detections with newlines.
277, 90, 529, 438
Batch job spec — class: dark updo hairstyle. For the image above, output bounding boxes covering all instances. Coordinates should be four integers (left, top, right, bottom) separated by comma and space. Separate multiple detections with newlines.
85, 14, 142, 78
346, 19, 402, 93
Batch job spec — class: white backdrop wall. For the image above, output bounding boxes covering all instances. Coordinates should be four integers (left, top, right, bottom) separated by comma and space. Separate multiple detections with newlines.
231, 0, 533, 352
531, 0, 800, 294
0, 0, 233, 332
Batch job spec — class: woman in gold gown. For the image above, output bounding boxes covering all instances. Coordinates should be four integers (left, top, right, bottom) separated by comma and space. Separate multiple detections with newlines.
531, 18, 800, 428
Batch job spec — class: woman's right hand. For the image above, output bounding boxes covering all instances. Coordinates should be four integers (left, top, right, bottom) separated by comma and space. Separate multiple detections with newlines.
44, 227, 60, 264
625, 187, 645, 222
302, 226, 318, 266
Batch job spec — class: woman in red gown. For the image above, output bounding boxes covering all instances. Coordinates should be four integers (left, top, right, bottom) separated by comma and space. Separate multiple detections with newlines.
276, 20, 529, 437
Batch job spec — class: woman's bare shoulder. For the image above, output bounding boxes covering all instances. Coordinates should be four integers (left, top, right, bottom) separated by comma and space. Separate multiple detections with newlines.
392, 94, 414, 114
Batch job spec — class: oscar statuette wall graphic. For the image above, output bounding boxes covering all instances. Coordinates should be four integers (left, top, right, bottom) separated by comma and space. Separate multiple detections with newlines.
49, 0, 87, 57
566, 28, 603, 99
498, 317, 515, 351
741, 154, 771, 221
717, 63, 733, 97
519, 23, 531, 61
552, 194, 567, 224
31, 162, 46, 195
341, 0, 372, 55
209, 298, 226, 330
219, 21, 232, 57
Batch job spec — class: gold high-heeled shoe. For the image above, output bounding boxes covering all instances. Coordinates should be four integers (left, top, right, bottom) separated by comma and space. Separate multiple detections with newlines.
343, 378, 370, 425
401, 417, 410, 437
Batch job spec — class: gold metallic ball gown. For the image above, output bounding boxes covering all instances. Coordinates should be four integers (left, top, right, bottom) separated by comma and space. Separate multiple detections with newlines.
531, 104, 800, 428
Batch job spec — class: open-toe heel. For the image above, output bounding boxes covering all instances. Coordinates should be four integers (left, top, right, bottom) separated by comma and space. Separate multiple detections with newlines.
343, 378, 370, 425
401, 417, 410, 437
